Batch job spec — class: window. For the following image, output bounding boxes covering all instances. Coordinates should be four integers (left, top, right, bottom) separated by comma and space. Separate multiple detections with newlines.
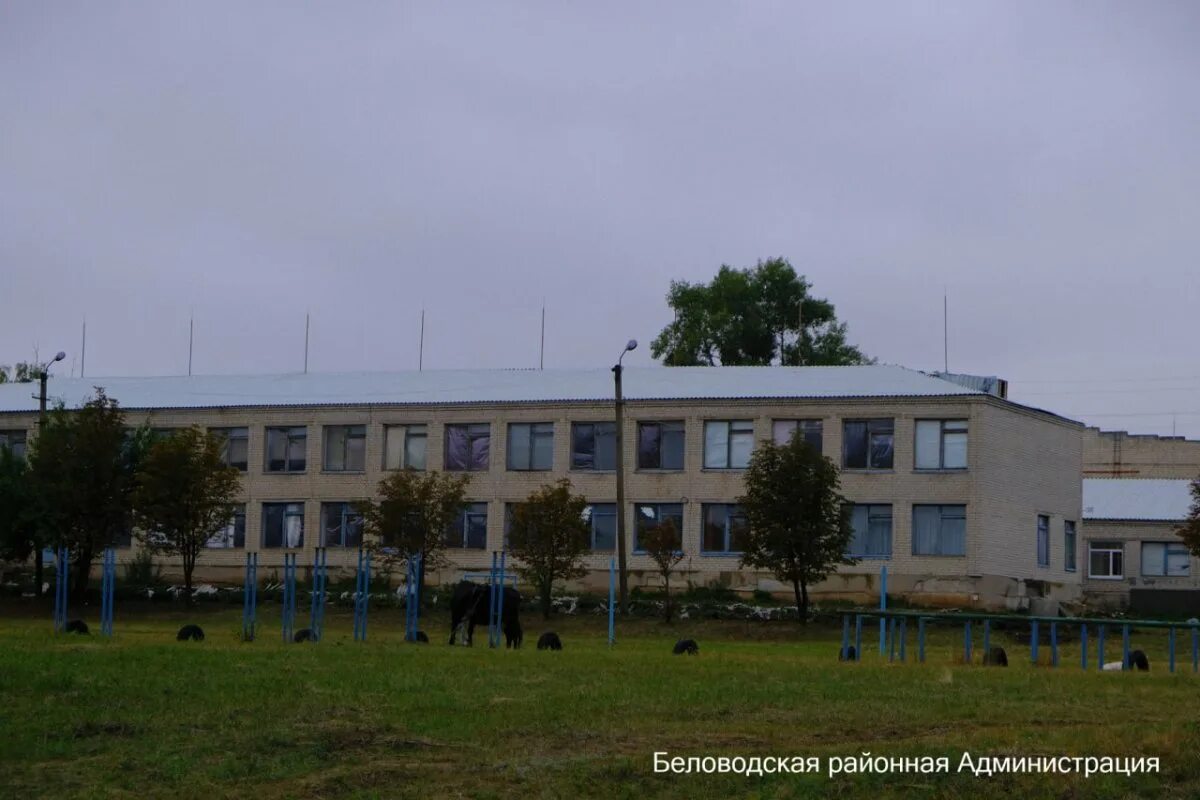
912, 504, 966, 556
634, 503, 684, 552
320, 502, 363, 548
1089, 542, 1124, 579
637, 421, 685, 470
206, 505, 246, 549
1141, 541, 1190, 577
914, 420, 968, 470
772, 419, 822, 453
265, 426, 307, 473
383, 424, 426, 470
1036, 515, 1050, 568
702, 504, 748, 554
323, 425, 366, 472
571, 422, 616, 470
843, 419, 894, 470
582, 504, 617, 550
507, 422, 554, 471
0, 430, 27, 461
1064, 521, 1077, 572
210, 427, 248, 471
848, 504, 893, 559
262, 502, 305, 548
445, 424, 490, 471
704, 421, 754, 469
445, 502, 488, 549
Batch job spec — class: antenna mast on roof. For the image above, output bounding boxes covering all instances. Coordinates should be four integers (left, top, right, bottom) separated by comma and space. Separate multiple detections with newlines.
539, 300, 545, 370
419, 308, 425, 371
943, 289, 949, 373
80, 319, 87, 378
188, 313, 194, 376
304, 312, 310, 374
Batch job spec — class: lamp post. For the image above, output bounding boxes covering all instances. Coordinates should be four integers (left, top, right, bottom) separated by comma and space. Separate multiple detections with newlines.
33, 351, 66, 597
612, 339, 637, 612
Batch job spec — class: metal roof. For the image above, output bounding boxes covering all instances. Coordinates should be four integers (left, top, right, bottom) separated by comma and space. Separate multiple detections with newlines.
0, 365, 984, 413
1082, 479, 1195, 522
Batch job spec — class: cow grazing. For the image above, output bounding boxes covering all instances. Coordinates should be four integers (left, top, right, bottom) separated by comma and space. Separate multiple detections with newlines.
983, 646, 1008, 666
537, 632, 563, 651
176, 624, 205, 642
839, 645, 856, 661
293, 628, 314, 643
1103, 650, 1150, 672
448, 581, 523, 648
673, 639, 699, 655
65, 619, 89, 635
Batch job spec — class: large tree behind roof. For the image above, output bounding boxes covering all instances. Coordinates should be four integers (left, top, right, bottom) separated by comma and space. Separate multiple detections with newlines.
1177, 476, 1200, 561
651, 258, 872, 367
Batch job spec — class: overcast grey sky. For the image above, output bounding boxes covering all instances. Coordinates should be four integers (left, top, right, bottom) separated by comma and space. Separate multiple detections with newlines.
2, 2, 1198, 435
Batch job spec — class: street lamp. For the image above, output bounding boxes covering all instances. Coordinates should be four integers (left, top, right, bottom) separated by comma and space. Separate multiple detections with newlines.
612, 339, 637, 611
33, 351, 66, 598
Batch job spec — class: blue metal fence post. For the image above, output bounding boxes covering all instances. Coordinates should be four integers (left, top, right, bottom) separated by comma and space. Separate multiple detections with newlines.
242, 552, 257, 641
487, 551, 498, 648
1122, 624, 1130, 671
309, 547, 327, 642
899, 618, 907, 662
496, 550, 507, 646
607, 557, 616, 647
354, 547, 370, 643
879, 566, 887, 656
854, 615, 863, 662
404, 552, 421, 642
1050, 622, 1058, 667
282, 553, 296, 643
918, 617, 926, 663
1080, 624, 1087, 670
889, 617, 897, 662
1193, 626, 1199, 674
100, 547, 115, 636
983, 619, 990, 662
54, 547, 69, 634
1098, 625, 1106, 669
1169, 627, 1176, 674
841, 615, 850, 661
964, 621, 972, 664
1031, 620, 1039, 665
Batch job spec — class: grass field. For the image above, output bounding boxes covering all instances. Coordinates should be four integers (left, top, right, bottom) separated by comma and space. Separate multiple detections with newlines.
2, 603, 1199, 799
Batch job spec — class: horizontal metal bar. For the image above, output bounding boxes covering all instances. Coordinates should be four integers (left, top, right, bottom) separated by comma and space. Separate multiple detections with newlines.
848, 609, 1198, 630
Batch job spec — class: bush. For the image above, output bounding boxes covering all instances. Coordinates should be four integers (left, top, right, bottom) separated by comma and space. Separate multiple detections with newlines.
122, 551, 164, 589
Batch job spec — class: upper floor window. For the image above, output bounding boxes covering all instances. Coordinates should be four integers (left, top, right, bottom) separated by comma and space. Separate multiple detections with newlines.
848, 504, 892, 559
637, 421, 685, 470
445, 424, 490, 472
634, 503, 684, 552
0, 429, 27, 461
1064, 520, 1077, 572
571, 422, 616, 471
210, 427, 248, 471
582, 503, 617, 550
772, 419, 822, 453
321, 502, 364, 548
507, 422, 554, 471
1089, 541, 1123, 579
445, 502, 488, 549
323, 425, 366, 472
703, 420, 754, 469
1141, 541, 1190, 577
1036, 515, 1050, 567
843, 419, 894, 470
912, 504, 965, 556
384, 424, 426, 471
265, 426, 307, 473
206, 505, 246, 549
915, 420, 968, 470
702, 503, 747, 554
262, 502, 304, 548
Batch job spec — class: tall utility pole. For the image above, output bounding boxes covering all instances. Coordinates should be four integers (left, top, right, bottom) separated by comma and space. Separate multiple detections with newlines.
33, 351, 66, 597
612, 339, 637, 611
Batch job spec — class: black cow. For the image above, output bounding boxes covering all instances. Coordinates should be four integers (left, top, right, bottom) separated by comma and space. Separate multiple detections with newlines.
537, 632, 563, 651
673, 639, 699, 655
449, 581, 522, 648
983, 646, 1008, 667
177, 624, 205, 641
65, 619, 89, 635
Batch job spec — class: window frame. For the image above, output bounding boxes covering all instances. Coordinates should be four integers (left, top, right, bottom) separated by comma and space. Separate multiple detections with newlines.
0, 429, 29, 461
261, 501, 305, 549
1064, 520, 1077, 572
636, 421, 686, 471
444, 423, 491, 472
1088, 541, 1124, 580
383, 423, 428, 471
582, 503, 617, 551
264, 426, 308, 473
1140, 541, 1191, 578
700, 503, 748, 555
914, 419, 968, 471
703, 420, 755, 470
209, 427, 249, 472
570, 422, 617, 471
205, 504, 247, 549
911, 504, 967, 557
322, 424, 367, 473
445, 502, 489, 549
842, 418, 895, 471
633, 502, 685, 553
771, 419, 823, 453
320, 501, 364, 548
506, 422, 554, 471
847, 503, 894, 560
1036, 514, 1050, 568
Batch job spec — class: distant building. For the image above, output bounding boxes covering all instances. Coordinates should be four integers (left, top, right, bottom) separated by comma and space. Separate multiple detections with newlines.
1082, 478, 1197, 613
1083, 427, 1200, 479
0, 365, 1085, 609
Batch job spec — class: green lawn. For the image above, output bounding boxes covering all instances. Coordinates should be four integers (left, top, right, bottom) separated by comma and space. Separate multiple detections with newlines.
2, 603, 1199, 799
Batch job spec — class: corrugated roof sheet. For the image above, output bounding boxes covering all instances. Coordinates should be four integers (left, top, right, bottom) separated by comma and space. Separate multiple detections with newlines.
0, 365, 983, 413
1082, 479, 1195, 522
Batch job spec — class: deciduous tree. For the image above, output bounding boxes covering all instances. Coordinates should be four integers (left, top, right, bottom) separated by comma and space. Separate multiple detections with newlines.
640, 518, 685, 622
507, 480, 590, 619
738, 430, 856, 623
1176, 476, 1200, 560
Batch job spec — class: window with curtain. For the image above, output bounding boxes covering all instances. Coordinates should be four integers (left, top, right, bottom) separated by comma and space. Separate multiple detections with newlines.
703, 421, 754, 469
771, 419, 822, 453
914, 420, 968, 470
445, 502, 488, 549
847, 504, 892, 558
911, 505, 966, 556
383, 424, 427, 470
1141, 541, 1190, 577
571, 422, 616, 470
843, 419, 894, 469
507, 422, 554, 470
323, 425, 366, 472
262, 502, 305, 548
209, 427, 248, 471
701, 504, 748, 554
205, 505, 246, 548
265, 427, 307, 473
320, 502, 363, 548
634, 503, 684, 551
444, 424, 490, 471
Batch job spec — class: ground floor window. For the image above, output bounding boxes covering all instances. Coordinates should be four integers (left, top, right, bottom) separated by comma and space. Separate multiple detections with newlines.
634, 503, 684, 552
1141, 541, 1190, 577
582, 504, 617, 551
847, 504, 892, 559
320, 502, 363, 548
262, 502, 305, 549
206, 505, 246, 548
911, 505, 965, 556
1088, 541, 1124, 579
701, 504, 747, 554
446, 502, 488, 549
